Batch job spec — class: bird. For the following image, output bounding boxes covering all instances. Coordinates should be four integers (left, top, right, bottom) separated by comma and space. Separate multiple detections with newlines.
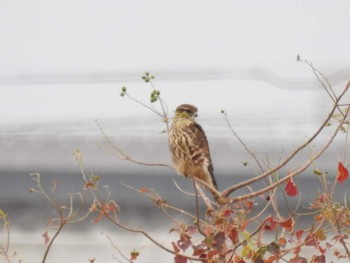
168, 104, 218, 190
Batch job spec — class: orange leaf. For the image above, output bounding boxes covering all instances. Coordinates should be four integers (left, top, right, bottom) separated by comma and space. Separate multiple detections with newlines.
278, 237, 287, 247
139, 187, 149, 193
207, 249, 219, 259
337, 162, 349, 184
314, 214, 324, 222
240, 219, 249, 230
84, 181, 96, 189
285, 178, 298, 197
315, 229, 326, 241
265, 256, 277, 263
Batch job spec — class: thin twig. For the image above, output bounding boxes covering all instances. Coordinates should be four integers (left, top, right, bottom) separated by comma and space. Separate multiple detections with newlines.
229, 105, 350, 203
221, 82, 350, 198
103, 233, 132, 263
42, 220, 66, 263
222, 112, 264, 173
95, 120, 172, 169
106, 216, 204, 262
191, 178, 206, 237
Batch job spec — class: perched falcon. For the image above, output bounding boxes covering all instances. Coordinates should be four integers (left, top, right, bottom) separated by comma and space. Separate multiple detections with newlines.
168, 104, 218, 190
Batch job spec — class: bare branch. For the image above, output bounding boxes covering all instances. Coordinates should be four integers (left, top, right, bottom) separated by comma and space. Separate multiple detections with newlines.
222, 112, 265, 173
221, 81, 350, 198
106, 215, 204, 262
95, 120, 173, 169
229, 105, 350, 203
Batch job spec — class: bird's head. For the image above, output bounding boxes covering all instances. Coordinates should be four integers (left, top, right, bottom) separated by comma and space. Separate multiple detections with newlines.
175, 104, 198, 119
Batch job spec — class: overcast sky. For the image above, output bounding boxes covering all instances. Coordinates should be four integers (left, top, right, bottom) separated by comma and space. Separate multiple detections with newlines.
0, 0, 349, 128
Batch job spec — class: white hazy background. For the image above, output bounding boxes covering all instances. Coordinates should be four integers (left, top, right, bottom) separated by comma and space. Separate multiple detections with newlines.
1, 1, 350, 262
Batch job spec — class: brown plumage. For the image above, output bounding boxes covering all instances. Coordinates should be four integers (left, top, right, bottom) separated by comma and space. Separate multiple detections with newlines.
168, 104, 218, 190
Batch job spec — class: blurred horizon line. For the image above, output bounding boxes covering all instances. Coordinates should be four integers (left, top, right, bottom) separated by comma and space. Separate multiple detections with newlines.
1, 68, 349, 89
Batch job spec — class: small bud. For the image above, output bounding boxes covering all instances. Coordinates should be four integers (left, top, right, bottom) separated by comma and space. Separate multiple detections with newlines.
121, 86, 126, 92
156, 90, 160, 95
120, 92, 125, 97
220, 109, 225, 114
145, 72, 150, 76
145, 79, 149, 83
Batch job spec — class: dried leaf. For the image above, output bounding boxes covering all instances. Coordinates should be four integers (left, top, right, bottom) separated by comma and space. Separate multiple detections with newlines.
130, 249, 140, 261
42, 231, 50, 245
315, 229, 326, 241
266, 241, 280, 254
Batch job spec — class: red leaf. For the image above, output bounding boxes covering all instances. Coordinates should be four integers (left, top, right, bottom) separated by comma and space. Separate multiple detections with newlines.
223, 209, 234, 217
177, 234, 192, 252
337, 162, 349, 184
278, 217, 294, 232
229, 227, 239, 243
263, 216, 276, 231
290, 257, 308, 263
295, 230, 304, 241
311, 255, 325, 263
212, 231, 226, 249
174, 255, 187, 263
42, 231, 50, 245
286, 178, 298, 196
207, 250, 219, 259
305, 233, 319, 247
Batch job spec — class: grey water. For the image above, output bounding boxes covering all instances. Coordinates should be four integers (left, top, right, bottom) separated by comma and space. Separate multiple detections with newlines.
1, 115, 349, 262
